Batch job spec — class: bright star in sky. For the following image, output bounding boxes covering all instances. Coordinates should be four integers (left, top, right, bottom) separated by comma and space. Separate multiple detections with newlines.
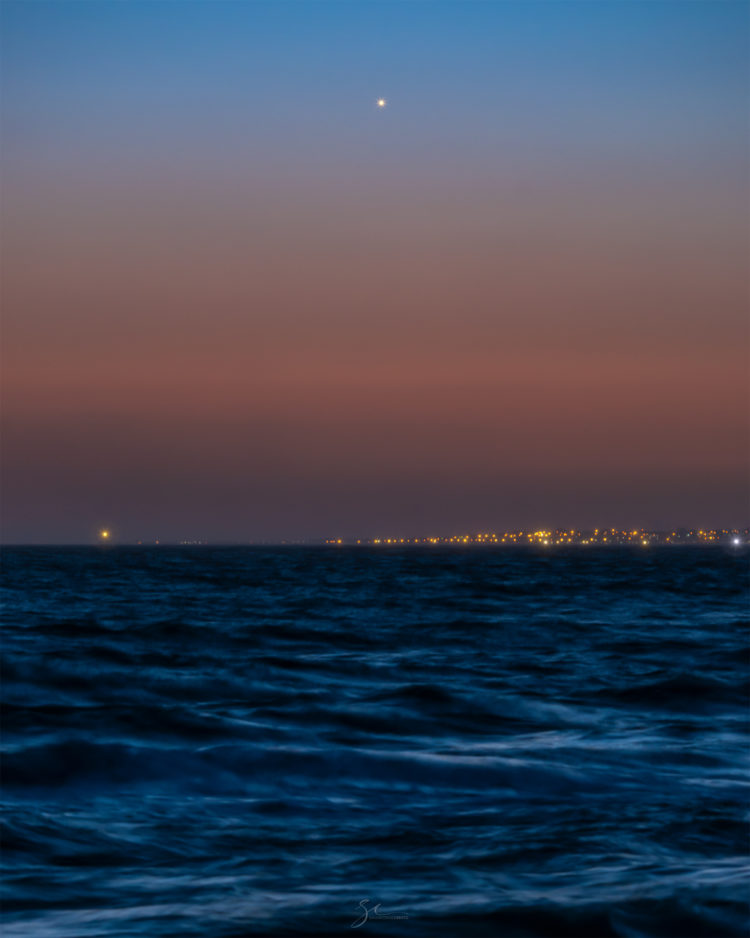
377, 98, 386, 108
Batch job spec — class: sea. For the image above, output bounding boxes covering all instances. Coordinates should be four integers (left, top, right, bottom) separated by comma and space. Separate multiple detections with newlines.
1, 546, 748, 937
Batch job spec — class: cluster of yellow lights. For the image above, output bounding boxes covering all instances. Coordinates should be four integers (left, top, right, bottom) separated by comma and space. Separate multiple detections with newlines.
325, 528, 746, 547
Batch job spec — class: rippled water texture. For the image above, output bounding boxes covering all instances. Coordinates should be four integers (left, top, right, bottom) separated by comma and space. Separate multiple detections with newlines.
2, 546, 749, 936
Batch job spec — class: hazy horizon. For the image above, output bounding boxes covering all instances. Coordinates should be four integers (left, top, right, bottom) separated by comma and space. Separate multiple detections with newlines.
4, 525, 748, 549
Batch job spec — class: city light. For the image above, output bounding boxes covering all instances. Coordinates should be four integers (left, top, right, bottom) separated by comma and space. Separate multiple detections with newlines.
325, 527, 748, 548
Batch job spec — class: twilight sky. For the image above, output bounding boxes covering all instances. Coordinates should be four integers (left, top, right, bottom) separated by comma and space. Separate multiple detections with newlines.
2, 1, 748, 543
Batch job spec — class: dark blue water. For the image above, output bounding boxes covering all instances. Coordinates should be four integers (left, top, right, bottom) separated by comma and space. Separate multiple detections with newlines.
2, 547, 748, 937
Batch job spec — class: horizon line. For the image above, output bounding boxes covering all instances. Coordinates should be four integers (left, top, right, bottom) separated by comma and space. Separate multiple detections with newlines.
2, 525, 749, 549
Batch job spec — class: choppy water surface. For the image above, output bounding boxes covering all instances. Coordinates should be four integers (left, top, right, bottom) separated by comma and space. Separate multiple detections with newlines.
2, 546, 748, 936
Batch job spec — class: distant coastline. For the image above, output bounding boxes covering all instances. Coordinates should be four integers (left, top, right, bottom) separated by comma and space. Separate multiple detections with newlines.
2, 528, 747, 548
324, 528, 749, 548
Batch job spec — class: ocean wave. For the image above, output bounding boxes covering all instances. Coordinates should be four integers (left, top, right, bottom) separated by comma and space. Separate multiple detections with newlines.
2, 546, 748, 937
